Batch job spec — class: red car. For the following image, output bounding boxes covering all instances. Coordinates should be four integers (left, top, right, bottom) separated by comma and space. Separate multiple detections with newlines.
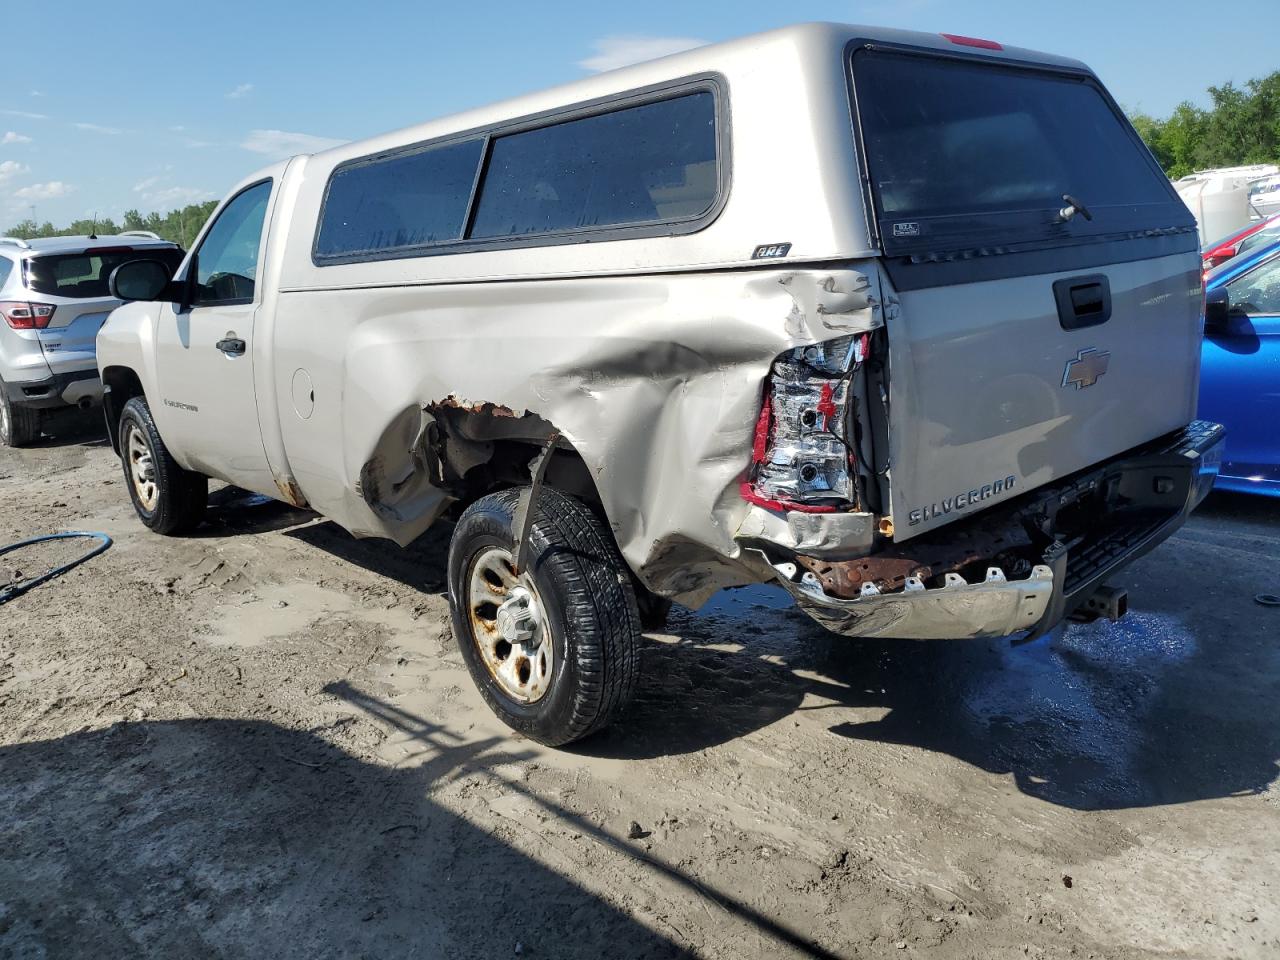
1202, 213, 1280, 272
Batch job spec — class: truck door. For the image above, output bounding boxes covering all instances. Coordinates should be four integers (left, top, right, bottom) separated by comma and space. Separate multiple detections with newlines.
152, 178, 275, 494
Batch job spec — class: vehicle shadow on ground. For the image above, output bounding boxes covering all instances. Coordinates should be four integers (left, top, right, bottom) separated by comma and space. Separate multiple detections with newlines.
208, 489, 1280, 813
582, 575, 1280, 811
29, 410, 108, 449
0, 696, 852, 960
192, 488, 449, 586
0, 716, 688, 959
197, 485, 317, 537
1196, 488, 1279, 523
285, 519, 451, 593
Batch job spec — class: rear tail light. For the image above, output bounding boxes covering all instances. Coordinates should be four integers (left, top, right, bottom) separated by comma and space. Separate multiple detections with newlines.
743, 334, 868, 513
0, 301, 56, 330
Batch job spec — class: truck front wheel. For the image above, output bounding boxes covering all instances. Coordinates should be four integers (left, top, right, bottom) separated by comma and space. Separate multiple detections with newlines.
118, 396, 208, 535
447, 487, 641, 746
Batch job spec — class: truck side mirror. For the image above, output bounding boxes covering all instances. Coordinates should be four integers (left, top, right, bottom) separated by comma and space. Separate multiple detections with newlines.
109, 259, 177, 303
1203, 286, 1231, 332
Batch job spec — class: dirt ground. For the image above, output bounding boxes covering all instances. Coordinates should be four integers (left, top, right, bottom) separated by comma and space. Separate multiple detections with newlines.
1, 413, 1277, 960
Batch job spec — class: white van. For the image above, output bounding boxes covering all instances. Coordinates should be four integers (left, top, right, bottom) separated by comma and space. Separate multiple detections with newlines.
99, 23, 1222, 744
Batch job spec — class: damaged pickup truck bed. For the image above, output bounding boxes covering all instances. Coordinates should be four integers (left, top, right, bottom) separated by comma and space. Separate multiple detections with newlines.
97, 23, 1222, 744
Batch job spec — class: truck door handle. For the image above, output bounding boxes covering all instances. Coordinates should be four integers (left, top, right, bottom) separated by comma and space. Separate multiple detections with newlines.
1053, 274, 1112, 331
215, 335, 246, 356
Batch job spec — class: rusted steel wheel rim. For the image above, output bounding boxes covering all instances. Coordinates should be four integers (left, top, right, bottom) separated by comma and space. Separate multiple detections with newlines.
124, 423, 159, 511
466, 546, 555, 703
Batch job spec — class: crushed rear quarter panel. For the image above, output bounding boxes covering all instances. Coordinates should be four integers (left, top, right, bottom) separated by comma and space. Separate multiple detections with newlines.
270, 266, 882, 606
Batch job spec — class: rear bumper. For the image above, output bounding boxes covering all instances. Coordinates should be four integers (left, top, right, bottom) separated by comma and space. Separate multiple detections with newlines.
3, 369, 102, 410
752, 420, 1225, 639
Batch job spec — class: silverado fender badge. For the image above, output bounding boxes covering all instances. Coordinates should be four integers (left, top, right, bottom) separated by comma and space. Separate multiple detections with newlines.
1062, 348, 1110, 389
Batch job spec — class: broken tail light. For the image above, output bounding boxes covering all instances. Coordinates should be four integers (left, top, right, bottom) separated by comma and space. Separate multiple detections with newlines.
0, 301, 56, 330
743, 335, 867, 513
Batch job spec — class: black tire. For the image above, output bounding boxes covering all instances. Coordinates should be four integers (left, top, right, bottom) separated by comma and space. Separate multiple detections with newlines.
118, 395, 208, 535
0, 378, 42, 447
448, 487, 641, 746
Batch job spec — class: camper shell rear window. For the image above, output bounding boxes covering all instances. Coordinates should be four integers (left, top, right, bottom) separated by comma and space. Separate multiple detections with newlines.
852, 49, 1192, 256
314, 83, 723, 264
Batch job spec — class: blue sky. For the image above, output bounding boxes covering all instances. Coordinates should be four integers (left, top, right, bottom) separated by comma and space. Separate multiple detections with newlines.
1, 0, 1273, 230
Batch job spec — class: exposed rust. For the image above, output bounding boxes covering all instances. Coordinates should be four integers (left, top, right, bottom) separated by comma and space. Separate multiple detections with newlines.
414, 398, 562, 502
797, 553, 928, 596
273, 476, 308, 508
431, 396, 522, 418
796, 518, 1035, 598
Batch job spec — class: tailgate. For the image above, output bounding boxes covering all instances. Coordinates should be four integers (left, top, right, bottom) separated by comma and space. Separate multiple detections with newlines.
36, 300, 113, 376
884, 254, 1202, 537
850, 44, 1201, 539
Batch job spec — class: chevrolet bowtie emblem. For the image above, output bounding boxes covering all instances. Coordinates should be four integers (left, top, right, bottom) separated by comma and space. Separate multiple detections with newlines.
1062, 348, 1110, 389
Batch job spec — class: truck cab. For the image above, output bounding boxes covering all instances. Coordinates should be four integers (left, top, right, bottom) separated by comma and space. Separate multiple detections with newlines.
98, 23, 1223, 745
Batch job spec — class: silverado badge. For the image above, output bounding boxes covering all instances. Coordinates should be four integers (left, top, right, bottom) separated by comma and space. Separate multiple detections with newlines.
1062, 347, 1110, 389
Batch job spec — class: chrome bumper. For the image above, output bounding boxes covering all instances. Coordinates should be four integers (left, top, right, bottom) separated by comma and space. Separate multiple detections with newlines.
755, 421, 1225, 640
772, 560, 1057, 639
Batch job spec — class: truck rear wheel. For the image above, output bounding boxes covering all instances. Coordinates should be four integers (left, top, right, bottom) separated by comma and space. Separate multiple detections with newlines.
118, 396, 208, 535
0, 378, 42, 447
447, 487, 641, 746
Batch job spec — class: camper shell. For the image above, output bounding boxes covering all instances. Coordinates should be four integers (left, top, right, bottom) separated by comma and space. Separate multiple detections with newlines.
99, 23, 1222, 744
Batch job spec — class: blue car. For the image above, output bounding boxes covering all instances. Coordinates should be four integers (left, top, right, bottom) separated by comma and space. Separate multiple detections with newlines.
1201, 237, 1280, 496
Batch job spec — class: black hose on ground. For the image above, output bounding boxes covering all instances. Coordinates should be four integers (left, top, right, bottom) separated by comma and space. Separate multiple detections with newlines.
0, 532, 113, 605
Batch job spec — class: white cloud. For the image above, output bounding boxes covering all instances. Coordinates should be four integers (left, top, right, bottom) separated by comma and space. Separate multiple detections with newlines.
130, 173, 214, 209
14, 181, 74, 201
29, 90, 43, 97
1, 131, 31, 145
74, 122, 122, 135
140, 185, 216, 208
577, 34, 708, 72
0, 160, 29, 184
166, 126, 216, 147
226, 83, 254, 99
241, 129, 345, 158
0, 109, 46, 120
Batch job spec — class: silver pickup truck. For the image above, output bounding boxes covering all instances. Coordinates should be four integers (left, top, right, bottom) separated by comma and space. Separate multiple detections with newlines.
98, 23, 1223, 745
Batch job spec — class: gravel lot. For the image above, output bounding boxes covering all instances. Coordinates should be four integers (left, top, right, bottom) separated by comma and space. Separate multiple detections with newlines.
2, 413, 1278, 959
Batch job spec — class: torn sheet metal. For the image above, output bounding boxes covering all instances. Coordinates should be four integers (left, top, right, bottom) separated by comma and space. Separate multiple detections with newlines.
736, 503, 877, 557
271, 264, 883, 608
777, 557, 1056, 640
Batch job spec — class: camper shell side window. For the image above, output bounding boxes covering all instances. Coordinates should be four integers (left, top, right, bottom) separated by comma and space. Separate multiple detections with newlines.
312, 77, 728, 266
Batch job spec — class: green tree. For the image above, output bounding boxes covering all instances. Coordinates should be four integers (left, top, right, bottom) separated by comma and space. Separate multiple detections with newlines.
1130, 70, 1280, 177
3, 200, 219, 248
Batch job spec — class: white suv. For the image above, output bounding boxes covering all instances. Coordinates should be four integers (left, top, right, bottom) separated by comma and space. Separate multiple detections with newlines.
0, 233, 183, 446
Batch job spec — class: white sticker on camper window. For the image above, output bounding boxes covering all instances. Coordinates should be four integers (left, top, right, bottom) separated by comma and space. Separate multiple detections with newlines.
891, 222, 920, 238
